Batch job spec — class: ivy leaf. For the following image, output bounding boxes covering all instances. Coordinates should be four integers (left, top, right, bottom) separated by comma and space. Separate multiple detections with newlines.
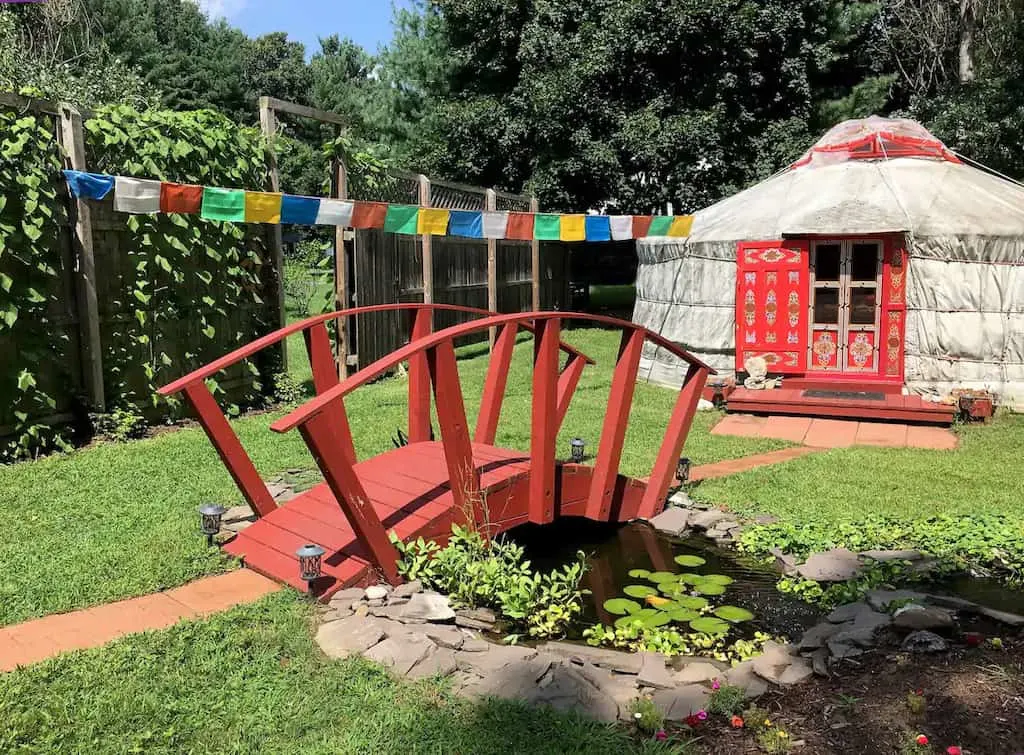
0, 273, 12, 292
202, 325, 216, 339
22, 222, 42, 242
17, 369, 36, 391
2, 303, 18, 327
155, 255, 173, 273
133, 290, 151, 304
25, 287, 45, 303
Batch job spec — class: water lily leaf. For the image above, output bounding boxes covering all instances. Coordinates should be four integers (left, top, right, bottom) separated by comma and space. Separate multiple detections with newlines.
713, 606, 755, 622
689, 617, 731, 634
645, 595, 672, 607
674, 554, 707, 567
694, 582, 726, 596
646, 571, 678, 583
603, 598, 641, 615
668, 608, 700, 622
658, 582, 684, 596
642, 612, 672, 628
623, 585, 658, 598
628, 568, 651, 579
702, 574, 735, 586
678, 573, 705, 584
615, 614, 645, 629
674, 595, 709, 610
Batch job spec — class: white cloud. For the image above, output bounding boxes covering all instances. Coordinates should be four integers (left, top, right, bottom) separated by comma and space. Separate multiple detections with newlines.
193, 0, 248, 19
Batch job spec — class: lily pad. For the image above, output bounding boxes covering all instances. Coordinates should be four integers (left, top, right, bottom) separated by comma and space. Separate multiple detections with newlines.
713, 606, 755, 622
646, 571, 679, 583
615, 614, 645, 629
667, 608, 700, 622
623, 585, 658, 598
674, 554, 707, 567
674, 595, 709, 610
642, 612, 672, 627
693, 582, 726, 596
678, 573, 705, 584
689, 617, 731, 635
628, 568, 651, 579
658, 582, 685, 596
702, 574, 735, 586
603, 598, 641, 615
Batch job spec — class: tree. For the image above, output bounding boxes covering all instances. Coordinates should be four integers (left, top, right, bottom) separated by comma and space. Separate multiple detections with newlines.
310, 35, 389, 142
241, 32, 312, 109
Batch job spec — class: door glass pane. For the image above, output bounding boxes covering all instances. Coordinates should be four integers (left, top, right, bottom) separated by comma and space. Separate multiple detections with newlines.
850, 243, 879, 282
814, 244, 841, 281
813, 289, 839, 324
850, 287, 877, 324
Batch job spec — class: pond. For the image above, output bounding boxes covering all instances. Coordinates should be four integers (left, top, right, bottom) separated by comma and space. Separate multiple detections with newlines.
508, 518, 823, 641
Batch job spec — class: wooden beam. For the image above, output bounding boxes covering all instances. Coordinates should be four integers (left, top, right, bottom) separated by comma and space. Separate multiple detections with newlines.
529, 317, 560, 524
258, 100, 287, 370
184, 382, 277, 518
474, 322, 517, 444
332, 136, 350, 379
419, 175, 433, 308
555, 353, 588, 431
303, 322, 357, 467
486, 188, 498, 347
530, 196, 541, 311
408, 307, 432, 442
58, 103, 105, 412
258, 96, 347, 126
585, 329, 645, 521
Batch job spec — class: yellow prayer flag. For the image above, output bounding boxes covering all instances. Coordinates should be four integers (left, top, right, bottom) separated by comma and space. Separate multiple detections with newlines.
667, 215, 694, 237
417, 208, 451, 235
559, 214, 586, 242
244, 191, 283, 223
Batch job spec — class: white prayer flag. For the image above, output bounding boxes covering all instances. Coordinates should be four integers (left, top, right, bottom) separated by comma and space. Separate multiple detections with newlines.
114, 176, 161, 214
315, 199, 354, 226
609, 215, 633, 241
482, 212, 508, 239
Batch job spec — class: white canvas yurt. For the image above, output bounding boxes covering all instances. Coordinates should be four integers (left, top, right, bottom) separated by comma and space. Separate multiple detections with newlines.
634, 117, 1024, 409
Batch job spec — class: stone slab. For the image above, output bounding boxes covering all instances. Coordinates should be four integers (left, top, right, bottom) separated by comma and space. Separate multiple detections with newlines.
407, 646, 459, 679
648, 507, 692, 536
637, 651, 675, 690
316, 616, 388, 659
797, 548, 862, 582
364, 634, 435, 675
652, 684, 711, 721
399, 592, 456, 622
689, 509, 729, 531
538, 642, 642, 674
391, 580, 423, 599
423, 625, 467, 650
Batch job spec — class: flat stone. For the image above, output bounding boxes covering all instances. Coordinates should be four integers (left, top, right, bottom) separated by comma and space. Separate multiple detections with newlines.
538, 642, 642, 674
892, 606, 954, 633
672, 661, 722, 684
265, 481, 290, 498
316, 616, 388, 658
797, 548, 862, 582
925, 594, 976, 611
457, 607, 496, 623
222, 505, 255, 524
829, 618, 887, 651
637, 652, 675, 689
777, 658, 814, 685
407, 646, 459, 679
459, 654, 555, 701
423, 625, 467, 650
367, 598, 386, 608
723, 660, 769, 699
858, 549, 923, 562
330, 587, 366, 604
364, 633, 435, 675
807, 648, 829, 677
224, 519, 253, 533
902, 630, 949, 653
827, 602, 872, 623
865, 589, 928, 612
826, 638, 863, 660
459, 637, 489, 652
770, 547, 799, 576
531, 664, 620, 723
652, 684, 711, 721
456, 644, 540, 677
573, 661, 638, 718
648, 507, 691, 536
799, 621, 842, 650
213, 531, 236, 545
399, 592, 456, 622
689, 509, 729, 531
391, 580, 423, 599
752, 642, 802, 685
455, 616, 494, 631
977, 606, 1024, 627
364, 585, 389, 601
668, 490, 695, 507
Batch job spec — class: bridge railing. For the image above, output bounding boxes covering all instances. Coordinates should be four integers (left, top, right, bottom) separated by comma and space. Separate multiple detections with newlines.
157, 304, 593, 523
272, 312, 713, 581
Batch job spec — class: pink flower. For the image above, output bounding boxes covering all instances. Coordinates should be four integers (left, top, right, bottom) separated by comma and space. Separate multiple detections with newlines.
712, 678, 721, 690
946, 747, 961, 755
916, 735, 929, 745
697, 710, 708, 721
655, 730, 667, 741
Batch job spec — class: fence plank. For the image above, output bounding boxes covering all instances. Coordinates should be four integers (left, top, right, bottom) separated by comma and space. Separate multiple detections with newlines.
258, 99, 287, 370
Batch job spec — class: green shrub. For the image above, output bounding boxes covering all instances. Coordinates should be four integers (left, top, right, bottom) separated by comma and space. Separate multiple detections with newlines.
628, 695, 664, 734
90, 406, 148, 443
708, 683, 748, 716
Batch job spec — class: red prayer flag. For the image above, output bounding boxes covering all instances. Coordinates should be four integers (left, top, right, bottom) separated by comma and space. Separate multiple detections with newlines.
505, 212, 535, 241
351, 201, 388, 229
631, 216, 654, 238
159, 182, 203, 214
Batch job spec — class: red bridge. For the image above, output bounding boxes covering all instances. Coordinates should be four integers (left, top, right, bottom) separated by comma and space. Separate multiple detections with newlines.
159, 305, 711, 598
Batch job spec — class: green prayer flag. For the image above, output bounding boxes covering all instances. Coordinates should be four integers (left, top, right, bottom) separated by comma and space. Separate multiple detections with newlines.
533, 214, 560, 241
384, 204, 420, 235
648, 216, 673, 236
201, 187, 245, 222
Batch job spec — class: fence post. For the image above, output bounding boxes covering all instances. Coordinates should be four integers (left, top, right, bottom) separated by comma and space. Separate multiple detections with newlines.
332, 135, 350, 379
486, 188, 498, 347
418, 175, 433, 311
58, 103, 106, 412
530, 196, 541, 311
258, 97, 288, 370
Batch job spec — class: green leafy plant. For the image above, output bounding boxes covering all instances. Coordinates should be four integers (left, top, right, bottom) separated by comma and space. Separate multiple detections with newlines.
628, 695, 664, 735
584, 622, 780, 664
270, 371, 307, 406
90, 405, 148, 443
707, 683, 748, 716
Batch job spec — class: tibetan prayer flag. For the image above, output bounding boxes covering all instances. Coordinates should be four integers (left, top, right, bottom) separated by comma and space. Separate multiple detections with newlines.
160, 182, 203, 214
559, 214, 586, 242
449, 210, 484, 239
632, 216, 654, 238
667, 215, 694, 237
63, 170, 114, 200
584, 215, 611, 242
114, 176, 160, 213
506, 212, 534, 241
417, 208, 451, 236
280, 195, 320, 225
201, 187, 245, 222
534, 214, 560, 241
244, 191, 282, 223
351, 201, 387, 229
384, 204, 420, 235
609, 216, 633, 241
648, 216, 673, 236
316, 199, 354, 226
482, 211, 509, 239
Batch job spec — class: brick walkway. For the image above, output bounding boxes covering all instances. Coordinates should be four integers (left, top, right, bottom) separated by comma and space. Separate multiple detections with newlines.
711, 414, 959, 450
0, 569, 279, 672
690, 446, 824, 482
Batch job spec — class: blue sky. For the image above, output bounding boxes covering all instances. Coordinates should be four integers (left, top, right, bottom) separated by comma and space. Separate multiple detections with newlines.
200, 0, 411, 55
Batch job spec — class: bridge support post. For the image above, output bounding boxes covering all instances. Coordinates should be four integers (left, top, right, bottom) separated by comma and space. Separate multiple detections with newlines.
408, 307, 433, 442
529, 317, 560, 524
555, 353, 588, 430
474, 323, 518, 444
304, 322, 358, 467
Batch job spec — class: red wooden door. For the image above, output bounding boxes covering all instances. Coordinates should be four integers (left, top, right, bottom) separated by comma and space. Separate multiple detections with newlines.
735, 240, 810, 373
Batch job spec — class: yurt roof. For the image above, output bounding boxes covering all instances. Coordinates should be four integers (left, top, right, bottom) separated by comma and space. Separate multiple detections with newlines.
688, 116, 1024, 242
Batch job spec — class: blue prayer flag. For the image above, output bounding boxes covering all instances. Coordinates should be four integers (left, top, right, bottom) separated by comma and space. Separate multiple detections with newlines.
63, 170, 114, 200
584, 215, 611, 242
280, 195, 321, 225
448, 210, 484, 239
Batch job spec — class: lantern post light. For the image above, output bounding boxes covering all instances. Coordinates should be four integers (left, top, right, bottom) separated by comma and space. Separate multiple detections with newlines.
570, 437, 585, 463
198, 503, 227, 546
676, 457, 692, 485
296, 543, 326, 594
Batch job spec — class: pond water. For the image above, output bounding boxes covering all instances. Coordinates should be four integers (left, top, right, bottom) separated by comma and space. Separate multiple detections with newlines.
508, 518, 824, 640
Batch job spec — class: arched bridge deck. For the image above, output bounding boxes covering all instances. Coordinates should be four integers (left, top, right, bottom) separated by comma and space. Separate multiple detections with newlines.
158, 304, 711, 597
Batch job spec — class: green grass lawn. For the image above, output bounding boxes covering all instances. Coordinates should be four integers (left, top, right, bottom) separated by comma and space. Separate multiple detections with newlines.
0, 328, 784, 626
0, 593, 685, 754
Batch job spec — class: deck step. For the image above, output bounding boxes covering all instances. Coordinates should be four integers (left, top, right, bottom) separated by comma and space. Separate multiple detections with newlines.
726, 387, 955, 425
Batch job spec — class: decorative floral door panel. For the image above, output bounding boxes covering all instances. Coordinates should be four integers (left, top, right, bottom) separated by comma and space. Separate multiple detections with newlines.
734, 241, 810, 373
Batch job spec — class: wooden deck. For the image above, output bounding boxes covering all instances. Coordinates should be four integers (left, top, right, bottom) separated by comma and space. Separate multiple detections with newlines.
726, 387, 955, 425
